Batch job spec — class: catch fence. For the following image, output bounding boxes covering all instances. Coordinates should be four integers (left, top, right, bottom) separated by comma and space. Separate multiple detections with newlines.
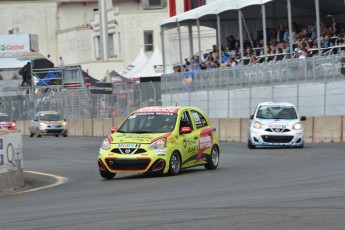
1, 54, 345, 121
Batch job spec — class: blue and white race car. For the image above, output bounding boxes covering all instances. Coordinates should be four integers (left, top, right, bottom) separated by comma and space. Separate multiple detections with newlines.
248, 102, 306, 149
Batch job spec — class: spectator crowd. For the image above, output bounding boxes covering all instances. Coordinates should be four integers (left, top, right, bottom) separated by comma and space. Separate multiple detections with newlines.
173, 17, 345, 73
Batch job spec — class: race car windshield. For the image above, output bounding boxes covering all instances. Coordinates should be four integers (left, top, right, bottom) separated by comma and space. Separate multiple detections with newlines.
0, 115, 10, 122
118, 113, 177, 133
40, 114, 61, 121
256, 106, 298, 119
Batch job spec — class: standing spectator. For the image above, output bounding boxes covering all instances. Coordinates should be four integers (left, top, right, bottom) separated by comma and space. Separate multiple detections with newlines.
47, 54, 54, 65
19, 62, 32, 87
59, 57, 65, 68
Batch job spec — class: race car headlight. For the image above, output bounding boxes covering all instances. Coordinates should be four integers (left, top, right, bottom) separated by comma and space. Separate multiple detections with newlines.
149, 138, 167, 149
39, 123, 47, 128
101, 137, 111, 150
293, 122, 302, 130
62, 122, 67, 126
253, 121, 263, 129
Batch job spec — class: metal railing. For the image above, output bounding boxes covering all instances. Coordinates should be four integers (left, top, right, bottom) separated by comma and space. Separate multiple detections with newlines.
162, 54, 344, 93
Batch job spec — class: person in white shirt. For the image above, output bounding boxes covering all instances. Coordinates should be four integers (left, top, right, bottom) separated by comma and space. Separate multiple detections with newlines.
59, 57, 65, 68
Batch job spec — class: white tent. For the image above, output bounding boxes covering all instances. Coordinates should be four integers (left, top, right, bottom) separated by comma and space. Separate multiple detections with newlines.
121, 48, 148, 78
0, 58, 26, 69
129, 47, 164, 78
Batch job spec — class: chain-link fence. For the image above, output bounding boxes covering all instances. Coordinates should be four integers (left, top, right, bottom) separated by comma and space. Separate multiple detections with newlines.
1, 54, 345, 120
0, 81, 161, 120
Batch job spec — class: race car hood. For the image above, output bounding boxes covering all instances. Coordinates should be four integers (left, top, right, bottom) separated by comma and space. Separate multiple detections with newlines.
40, 120, 65, 125
256, 118, 300, 126
111, 132, 169, 144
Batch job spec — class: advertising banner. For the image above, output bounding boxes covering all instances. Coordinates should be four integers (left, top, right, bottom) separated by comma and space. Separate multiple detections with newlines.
0, 131, 23, 171
182, 72, 194, 90
0, 34, 31, 58
90, 82, 113, 94
0, 80, 28, 96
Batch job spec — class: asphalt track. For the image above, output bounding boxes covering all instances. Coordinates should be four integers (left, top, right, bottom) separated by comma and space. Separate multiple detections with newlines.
1, 136, 345, 230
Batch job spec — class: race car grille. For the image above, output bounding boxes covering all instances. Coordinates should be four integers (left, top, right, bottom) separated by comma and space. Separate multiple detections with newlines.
265, 128, 290, 133
46, 129, 64, 134
105, 158, 150, 171
262, 135, 294, 143
47, 124, 63, 128
111, 148, 147, 155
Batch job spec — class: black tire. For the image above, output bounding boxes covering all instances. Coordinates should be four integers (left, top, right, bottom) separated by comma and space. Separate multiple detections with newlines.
30, 133, 34, 138
99, 169, 116, 179
205, 145, 220, 170
168, 151, 181, 176
297, 143, 304, 148
248, 140, 256, 149
63, 134, 68, 137
55, 135, 59, 137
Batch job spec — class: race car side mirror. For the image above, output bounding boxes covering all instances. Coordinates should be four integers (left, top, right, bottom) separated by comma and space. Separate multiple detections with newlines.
111, 126, 118, 133
180, 126, 192, 133
300, 116, 307, 121
250, 115, 254, 119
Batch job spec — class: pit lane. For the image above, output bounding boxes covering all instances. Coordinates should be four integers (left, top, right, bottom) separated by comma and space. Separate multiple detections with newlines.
0, 136, 345, 230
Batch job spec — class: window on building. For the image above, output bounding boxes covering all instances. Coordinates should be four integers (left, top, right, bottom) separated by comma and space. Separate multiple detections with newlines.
108, 33, 116, 57
144, 31, 154, 52
142, 0, 166, 10
94, 36, 102, 59
184, 0, 205, 12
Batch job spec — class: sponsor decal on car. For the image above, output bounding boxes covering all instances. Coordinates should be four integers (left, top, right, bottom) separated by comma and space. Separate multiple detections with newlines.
156, 150, 167, 155
197, 128, 213, 159
134, 107, 179, 114
118, 143, 141, 148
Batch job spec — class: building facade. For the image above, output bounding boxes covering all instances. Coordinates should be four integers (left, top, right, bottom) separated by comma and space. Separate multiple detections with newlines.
0, 0, 171, 79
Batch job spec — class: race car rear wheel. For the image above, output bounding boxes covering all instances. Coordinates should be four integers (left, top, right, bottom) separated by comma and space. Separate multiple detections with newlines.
205, 145, 219, 170
29, 133, 34, 138
168, 151, 181, 176
99, 169, 116, 179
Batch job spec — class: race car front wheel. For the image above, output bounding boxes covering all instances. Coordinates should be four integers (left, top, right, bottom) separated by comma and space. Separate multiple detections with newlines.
205, 145, 219, 170
247, 139, 256, 149
168, 151, 181, 176
99, 169, 116, 179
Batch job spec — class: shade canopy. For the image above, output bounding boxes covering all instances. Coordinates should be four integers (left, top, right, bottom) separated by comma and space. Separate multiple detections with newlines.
161, 0, 344, 29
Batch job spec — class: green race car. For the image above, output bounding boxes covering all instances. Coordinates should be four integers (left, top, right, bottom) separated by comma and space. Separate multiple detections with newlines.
98, 106, 220, 179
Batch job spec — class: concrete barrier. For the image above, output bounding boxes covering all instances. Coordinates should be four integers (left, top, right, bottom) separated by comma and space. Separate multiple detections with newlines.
14, 115, 345, 143
219, 118, 242, 142
313, 116, 342, 143
0, 130, 24, 193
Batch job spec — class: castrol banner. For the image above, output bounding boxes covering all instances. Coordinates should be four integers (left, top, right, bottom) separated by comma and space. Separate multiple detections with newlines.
0, 34, 30, 58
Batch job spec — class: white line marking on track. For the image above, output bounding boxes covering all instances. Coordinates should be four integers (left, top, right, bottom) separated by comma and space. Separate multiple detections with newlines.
10, 171, 69, 195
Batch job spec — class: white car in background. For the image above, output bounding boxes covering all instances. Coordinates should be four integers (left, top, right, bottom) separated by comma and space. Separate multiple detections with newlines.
248, 102, 306, 149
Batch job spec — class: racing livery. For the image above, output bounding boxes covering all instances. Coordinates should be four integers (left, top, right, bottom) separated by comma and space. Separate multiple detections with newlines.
98, 106, 220, 179
248, 102, 306, 149
0, 113, 16, 130
29, 111, 68, 137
